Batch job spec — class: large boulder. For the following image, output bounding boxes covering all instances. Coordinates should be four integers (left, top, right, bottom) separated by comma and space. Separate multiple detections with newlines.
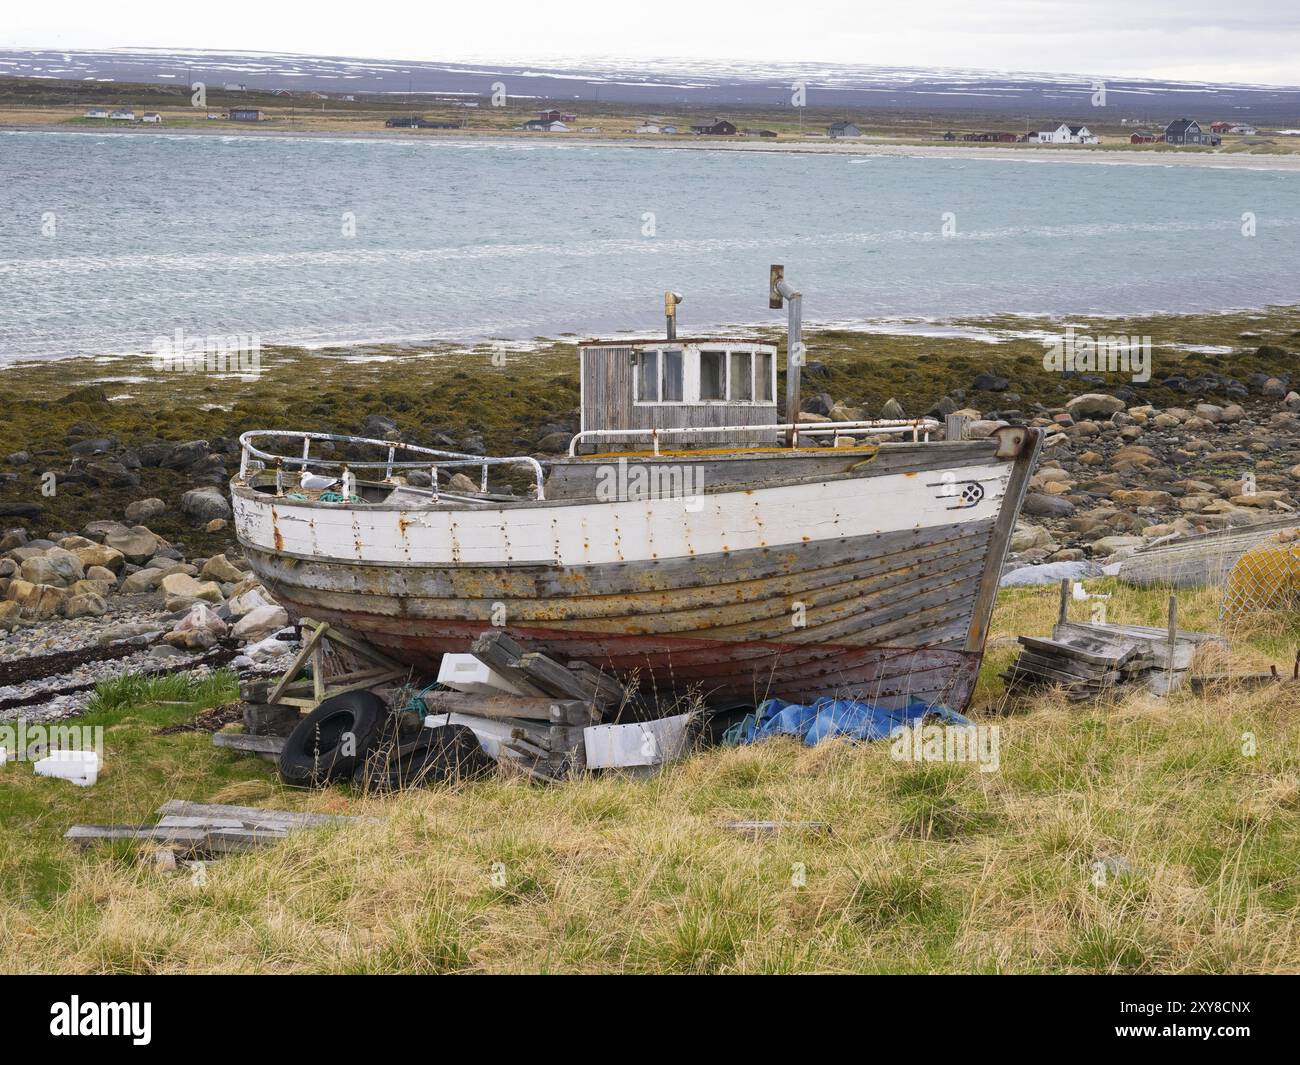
180, 486, 232, 522
70, 541, 126, 573
1022, 492, 1075, 518
160, 572, 223, 604
1066, 394, 1126, 418
228, 586, 275, 618
124, 498, 167, 524
20, 549, 85, 588
63, 592, 107, 619
200, 553, 246, 584
104, 525, 160, 563
119, 568, 166, 594
232, 603, 290, 642
6, 579, 70, 619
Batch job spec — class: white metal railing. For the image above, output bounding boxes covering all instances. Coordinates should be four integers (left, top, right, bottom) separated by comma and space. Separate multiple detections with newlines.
237, 430, 546, 501
566, 419, 942, 457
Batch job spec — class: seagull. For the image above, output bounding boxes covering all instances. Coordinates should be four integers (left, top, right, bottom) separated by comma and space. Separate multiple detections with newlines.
300, 469, 339, 491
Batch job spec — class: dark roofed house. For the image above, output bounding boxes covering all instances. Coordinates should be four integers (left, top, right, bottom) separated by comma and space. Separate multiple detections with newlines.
229, 108, 262, 122
1164, 118, 1204, 145
690, 119, 737, 135
827, 121, 861, 139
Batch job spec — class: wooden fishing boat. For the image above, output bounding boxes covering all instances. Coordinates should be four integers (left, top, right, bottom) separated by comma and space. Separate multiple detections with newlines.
232, 274, 1039, 710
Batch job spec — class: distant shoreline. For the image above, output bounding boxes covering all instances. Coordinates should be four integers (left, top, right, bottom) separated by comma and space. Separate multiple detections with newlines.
5, 123, 1300, 170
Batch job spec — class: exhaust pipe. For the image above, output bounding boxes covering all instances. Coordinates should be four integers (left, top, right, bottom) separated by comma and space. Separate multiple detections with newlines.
664, 290, 683, 340
769, 265, 802, 446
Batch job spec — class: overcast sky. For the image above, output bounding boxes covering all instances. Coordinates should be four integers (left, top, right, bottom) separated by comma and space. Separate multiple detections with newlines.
4, 0, 1298, 86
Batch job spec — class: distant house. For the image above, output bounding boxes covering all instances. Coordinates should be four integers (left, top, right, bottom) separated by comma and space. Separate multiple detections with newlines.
385, 116, 424, 128
538, 110, 576, 123
742, 128, 778, 137
271, 89, 292, 98
84, 108, 109, 119
1034, 122, 1097, 144
141, 112, 162, 124
1229, 124, 1257, 135
941, 130, 957, 141
522, 119, 569, 132
110, 109, 134, 121
1130, 131, 1158, 144
229, 108, 263, 122
1210, 121, 1234, 134
221, 82, 246, 92
690, 119, 737, 135
827, 121, 862, 139
635, 122, 661, 134
660, 125, 677, 134
1163, 118, 1204, 145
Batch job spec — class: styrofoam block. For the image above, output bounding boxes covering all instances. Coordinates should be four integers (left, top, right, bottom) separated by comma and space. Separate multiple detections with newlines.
33, 750, 100, 787
436, 654, 539, 696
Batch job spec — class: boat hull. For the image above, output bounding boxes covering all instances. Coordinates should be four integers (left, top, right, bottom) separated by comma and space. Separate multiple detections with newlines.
233, 434, 1039, 709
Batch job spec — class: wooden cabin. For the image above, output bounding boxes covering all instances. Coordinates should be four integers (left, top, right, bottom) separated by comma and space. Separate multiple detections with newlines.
578, 338, 780, 450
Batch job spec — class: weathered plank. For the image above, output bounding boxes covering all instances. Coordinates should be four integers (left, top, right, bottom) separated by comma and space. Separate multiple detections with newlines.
155, 800, 375, 828
212, 732, 287, 755
64, 824, 288, 853
421, 690, 598, 725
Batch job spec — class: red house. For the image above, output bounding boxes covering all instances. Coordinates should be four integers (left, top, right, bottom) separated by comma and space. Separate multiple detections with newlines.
1130, 131, 1158, 144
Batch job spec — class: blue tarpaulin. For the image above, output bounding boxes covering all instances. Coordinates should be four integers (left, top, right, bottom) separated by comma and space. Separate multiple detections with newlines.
722, 697, 974, 747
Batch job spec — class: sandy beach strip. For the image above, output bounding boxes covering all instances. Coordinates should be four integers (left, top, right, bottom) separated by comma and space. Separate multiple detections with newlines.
5, 122, 1300, 170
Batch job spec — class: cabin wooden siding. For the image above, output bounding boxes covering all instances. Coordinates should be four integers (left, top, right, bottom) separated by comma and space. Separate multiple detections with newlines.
579, 345, 779, 447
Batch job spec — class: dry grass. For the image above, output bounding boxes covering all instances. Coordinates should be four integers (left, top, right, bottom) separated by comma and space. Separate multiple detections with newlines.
2, 581, 1299, 973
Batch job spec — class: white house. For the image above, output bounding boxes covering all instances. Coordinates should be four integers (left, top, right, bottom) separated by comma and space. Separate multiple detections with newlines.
84, 108, 109, 119
110, 109, 135, 121
1035, 122, 1097, 144
635, 122, 661, 134
142, 112, 163, 124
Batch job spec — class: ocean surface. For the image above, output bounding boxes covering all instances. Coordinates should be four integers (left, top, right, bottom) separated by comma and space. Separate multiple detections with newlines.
1, 129, 1298, 363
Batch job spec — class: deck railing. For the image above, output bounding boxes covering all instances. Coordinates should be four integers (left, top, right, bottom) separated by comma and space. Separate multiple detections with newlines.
566, 418, 942, 457
237, 430, 547, 501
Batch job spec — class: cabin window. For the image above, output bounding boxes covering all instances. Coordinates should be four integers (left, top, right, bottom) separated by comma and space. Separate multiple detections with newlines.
635, 350, 659, 402
699, 350, 726, 401
728, 352, 753, 401
661, 349, 683, 401
755, 352, 773, 401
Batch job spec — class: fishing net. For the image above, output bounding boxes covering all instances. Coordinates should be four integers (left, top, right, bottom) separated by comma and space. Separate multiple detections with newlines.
1220, 528, 1300, 627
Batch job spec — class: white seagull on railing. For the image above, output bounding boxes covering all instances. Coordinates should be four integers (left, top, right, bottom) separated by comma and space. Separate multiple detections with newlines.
300, 469, 340, 491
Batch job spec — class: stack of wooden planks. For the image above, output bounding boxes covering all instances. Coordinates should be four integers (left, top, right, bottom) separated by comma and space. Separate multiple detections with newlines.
65, 800, 377, 856
1003, 582, 1225, 700
419, 631, 634, 781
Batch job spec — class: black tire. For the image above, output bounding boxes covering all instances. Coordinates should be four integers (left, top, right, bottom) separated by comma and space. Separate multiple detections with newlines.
278, 690, 387, 787
353, 724, 492, 793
